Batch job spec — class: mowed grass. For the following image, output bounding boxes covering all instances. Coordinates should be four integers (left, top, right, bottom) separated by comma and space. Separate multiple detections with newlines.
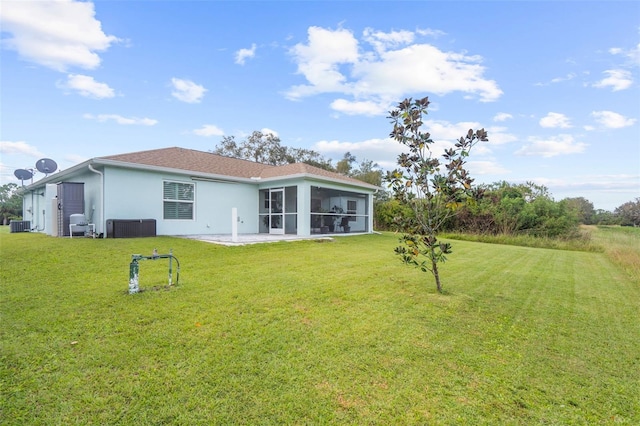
1, 227, 638, 424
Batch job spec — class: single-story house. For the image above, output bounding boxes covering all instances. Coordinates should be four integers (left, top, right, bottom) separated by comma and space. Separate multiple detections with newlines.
21, 147, 380, 238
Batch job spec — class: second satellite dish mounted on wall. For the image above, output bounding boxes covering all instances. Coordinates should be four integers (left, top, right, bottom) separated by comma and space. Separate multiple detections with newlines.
36, 158, 58, 176
14, 169, 34, 185
13, 158, 59, 186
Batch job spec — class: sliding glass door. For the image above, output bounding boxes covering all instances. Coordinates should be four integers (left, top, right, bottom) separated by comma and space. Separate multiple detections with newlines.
268, 188, 284, 235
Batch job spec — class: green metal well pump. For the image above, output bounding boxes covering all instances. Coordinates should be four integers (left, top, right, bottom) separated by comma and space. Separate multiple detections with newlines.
129, 249, 180, 294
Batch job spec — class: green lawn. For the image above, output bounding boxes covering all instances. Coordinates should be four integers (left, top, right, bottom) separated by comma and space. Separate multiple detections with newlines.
1, 228, 638, 424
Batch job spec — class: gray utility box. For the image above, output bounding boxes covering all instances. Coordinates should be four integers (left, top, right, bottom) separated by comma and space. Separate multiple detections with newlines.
57, 182, 84, 237
106, 219, 156, 238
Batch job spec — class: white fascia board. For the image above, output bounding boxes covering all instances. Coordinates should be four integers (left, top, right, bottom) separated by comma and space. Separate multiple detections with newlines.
258, 172, 381, 192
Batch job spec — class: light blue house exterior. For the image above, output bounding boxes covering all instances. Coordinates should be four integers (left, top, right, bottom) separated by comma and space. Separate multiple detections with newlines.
22, 147, 379, 238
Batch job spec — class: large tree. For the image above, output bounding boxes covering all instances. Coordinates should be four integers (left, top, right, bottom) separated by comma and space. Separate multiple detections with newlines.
563, 197, 595, 225
213, 130, 333, 169
385, 97, 488, 293
335, 152, 356, 175
0, 183, 23, 225
615, 198, 640, 227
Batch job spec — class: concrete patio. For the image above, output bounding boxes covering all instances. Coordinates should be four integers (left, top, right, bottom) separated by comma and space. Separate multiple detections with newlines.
179, 233, 350, 246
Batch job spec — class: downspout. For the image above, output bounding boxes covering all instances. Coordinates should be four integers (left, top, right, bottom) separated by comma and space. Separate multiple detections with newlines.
88, 164, 105, 238
372, 188, 379, 233
30, 190, 35, 229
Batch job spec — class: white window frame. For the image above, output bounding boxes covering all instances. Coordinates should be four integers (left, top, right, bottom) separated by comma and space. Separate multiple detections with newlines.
163, 180, 195, 220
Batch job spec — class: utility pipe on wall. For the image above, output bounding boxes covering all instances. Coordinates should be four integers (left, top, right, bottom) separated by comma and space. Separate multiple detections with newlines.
232, 207, 238, 242
88, 164, 105, 238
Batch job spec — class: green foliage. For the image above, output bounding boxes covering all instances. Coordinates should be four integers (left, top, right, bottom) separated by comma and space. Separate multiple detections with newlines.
563, 196, 595, 224
373, 198, 413, 231
593, 209, 620, 225
615, 198, 640, 227
335, 151, 356, 175
350, 159, 383, 188
335, 152, 384, 190
446, 181, 580, 238
0, 183, 23, 224
213, 130, 333, 169
385, 97, 488, 292
212, 132, 383, 186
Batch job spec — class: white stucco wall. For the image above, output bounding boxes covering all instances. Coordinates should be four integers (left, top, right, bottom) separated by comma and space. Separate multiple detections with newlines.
103, 167, 259, 235
20, 169, 102, 235
22, 162, 377, 238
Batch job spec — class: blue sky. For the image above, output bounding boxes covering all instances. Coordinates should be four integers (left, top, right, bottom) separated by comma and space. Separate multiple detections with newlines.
1, 0, 638, 211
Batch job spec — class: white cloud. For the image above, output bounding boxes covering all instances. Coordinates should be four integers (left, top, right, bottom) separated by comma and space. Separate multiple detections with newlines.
467, 160, 509, 175
235, 43, 257, 65
0, 141, 45, 158
314, 137, 404, 170
535, 73, 577, 86
261, 128, 279, 137
362, 27, 415, 54
593, 69, 633, 91
355, 44, 502, 102
286, 26, 502, 111
485, 126, 518, 145
416, 28, 447, 38
330, 99, 389, 116
609, 43, 640, 67
551, 73, 576, 83
0, 0, 120, 72
83, 114, 157, 126
314, 119, 496, 170
516, 134, 587, 158
493, 112, 513, 122
171, 78, 207, 103
530, 174, 640, 210
193, 124, 224, 137
539, 112, 572, 129
425, 120, 483, 140
59, 74, 115, 99
287, 26, 360, 98
591, 111, 636, 129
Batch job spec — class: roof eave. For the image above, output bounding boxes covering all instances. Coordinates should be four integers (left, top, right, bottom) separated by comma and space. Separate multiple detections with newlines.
258, 172, 380, 191
93, 158, 258, 183
22, 157, 381, 191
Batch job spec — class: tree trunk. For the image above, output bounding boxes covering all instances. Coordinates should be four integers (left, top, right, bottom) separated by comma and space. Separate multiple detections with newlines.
431, 250, 443, 293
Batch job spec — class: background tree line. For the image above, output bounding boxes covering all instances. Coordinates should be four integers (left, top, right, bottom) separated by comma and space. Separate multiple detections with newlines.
212, 130, 639, 236
374, 182, 640, 235
212, 130, 383, 187
1, 130, 637, 231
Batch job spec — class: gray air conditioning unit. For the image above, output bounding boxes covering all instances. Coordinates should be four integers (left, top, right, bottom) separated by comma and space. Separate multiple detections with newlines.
10, 220, 31, 233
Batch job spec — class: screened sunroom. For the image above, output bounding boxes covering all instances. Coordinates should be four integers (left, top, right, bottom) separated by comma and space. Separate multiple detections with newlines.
257, 184, 372, 236
309, 185, 369, 235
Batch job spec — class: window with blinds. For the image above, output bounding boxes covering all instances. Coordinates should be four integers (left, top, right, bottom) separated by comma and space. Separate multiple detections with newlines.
163, 181, 195, 220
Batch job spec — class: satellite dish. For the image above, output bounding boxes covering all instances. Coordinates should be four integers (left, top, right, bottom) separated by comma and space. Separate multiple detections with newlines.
14, 169, 34, 183
36, 158, 58, 176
